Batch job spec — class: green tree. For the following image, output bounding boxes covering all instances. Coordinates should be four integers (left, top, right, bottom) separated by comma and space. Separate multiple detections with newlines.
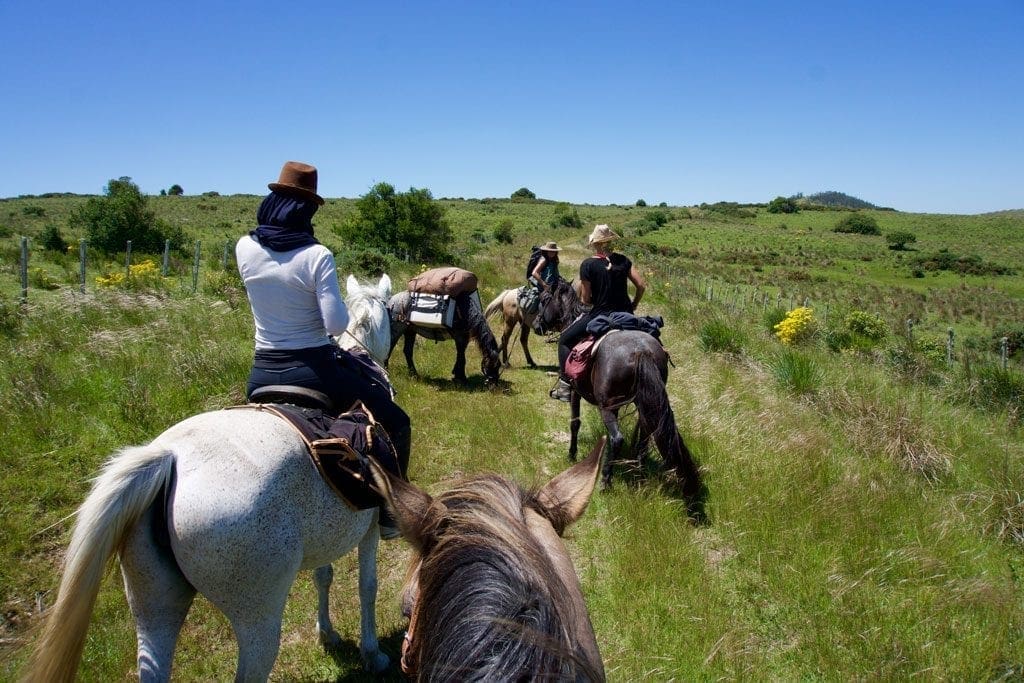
69, 177, 183, 254
339, 182, 452, 262
635, 199, 647, 207
834, 213, 881, 235
168, 184, 184, 196
511, 187, 536, 200
886, 230, 917, 250
768, 196, 799, 214
40, 224, 68, 252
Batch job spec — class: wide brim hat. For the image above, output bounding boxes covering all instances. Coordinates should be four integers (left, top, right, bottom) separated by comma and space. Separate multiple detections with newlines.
541, 241, 561, 252
268, 160, 324, 205
588, 224, 620, 245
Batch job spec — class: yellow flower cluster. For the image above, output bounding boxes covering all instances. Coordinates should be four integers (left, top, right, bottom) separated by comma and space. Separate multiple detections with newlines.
95, 260, 161, 288
95, 271, 126, 288
774, 306, 817, 345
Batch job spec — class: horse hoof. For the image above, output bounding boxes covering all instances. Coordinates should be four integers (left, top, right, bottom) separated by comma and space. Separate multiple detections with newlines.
319, 628, 342, 650
362, 649, 390, 673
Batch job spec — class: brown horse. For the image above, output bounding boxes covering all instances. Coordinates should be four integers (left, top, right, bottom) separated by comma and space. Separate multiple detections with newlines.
388, 290, 502, 384
536, 284, 702, 501
485, 278, 581, 368
370, 439, 606, 681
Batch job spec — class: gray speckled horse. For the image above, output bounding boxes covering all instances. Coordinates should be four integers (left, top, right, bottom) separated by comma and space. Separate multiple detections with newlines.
24, 276, 397, 683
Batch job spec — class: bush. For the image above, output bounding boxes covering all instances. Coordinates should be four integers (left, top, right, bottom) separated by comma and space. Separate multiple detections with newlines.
337, 182, 452, 262
767, 196, 799, 214
763, 306, 788, 335
0, 293, 21, 336
493, 219, 514, 244
956, 362, 1024, 414
550, 203, 583, 230
22, 205, 45, 217
334, 246, 396, 279
29, 267, 60, 290
69, 177, 184, 255
991, 325, 1024, 358
40, 224, 68, 252
635, 199, 647, 207
834, 213, 881, 235
774, 306, 818, 345
511, 187, 536, 200
699, 319, 746, 354
911, 249, 1015, 276
168, 184, 184, 196
886, 230, 917, 250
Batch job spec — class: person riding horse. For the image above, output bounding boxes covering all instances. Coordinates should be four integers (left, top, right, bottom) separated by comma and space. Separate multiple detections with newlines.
551, 224, 647, 401
235, 161, 412, 536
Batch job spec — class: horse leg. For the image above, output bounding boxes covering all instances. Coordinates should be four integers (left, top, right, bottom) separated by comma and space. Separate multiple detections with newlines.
314, 564, 341, 649
121, 504, 196, 683
452, 335, 468, 383
498, 319, 514, 367
568, 393, 582, 462
600, 407, 625, 490
519, 323, 536, 367
356, 521, 389, 672
402, 328, 418, 376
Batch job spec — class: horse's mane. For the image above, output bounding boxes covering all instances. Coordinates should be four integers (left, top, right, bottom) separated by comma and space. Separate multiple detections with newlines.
413, 475, 600, 682
542, 278, 587, 331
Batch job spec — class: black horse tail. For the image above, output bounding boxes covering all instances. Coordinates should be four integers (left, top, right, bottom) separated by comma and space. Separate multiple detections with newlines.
634, 354, 701, 499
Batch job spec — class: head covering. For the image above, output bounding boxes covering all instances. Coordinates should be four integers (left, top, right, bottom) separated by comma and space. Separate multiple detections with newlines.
268, 160, 324, 205
541, 241, 561, 252
588, 224, 620, 246
250, 192, 320, 251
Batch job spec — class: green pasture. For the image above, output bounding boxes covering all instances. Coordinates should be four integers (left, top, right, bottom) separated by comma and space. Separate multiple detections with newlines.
1, 193, 1023, 680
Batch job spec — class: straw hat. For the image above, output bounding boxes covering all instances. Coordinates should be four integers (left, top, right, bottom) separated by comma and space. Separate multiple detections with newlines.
268, 161, 324, 205
588, 224, 619, 245
541, 241, 561, 252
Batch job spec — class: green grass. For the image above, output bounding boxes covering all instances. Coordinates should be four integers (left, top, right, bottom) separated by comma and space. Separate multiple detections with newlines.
2, 194, 1024, 680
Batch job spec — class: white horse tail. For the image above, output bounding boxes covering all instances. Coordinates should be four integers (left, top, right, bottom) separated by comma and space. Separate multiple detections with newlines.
484, 290, 509, 319
24, 443, 175, 683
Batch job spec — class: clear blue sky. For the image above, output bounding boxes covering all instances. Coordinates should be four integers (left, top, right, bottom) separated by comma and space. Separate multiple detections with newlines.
2, 1, 1021, 214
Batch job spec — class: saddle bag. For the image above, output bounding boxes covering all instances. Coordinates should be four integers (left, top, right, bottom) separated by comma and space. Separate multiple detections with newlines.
564, 335, 597, 382
408, 292, 455, 329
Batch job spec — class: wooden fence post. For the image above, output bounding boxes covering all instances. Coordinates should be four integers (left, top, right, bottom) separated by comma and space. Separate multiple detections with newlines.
1001, 337, 1009, 370
946, 328, 955, 366
162, 239, 171, 277
125, 240, 133, 279
79, 239, 87, 293
222, 240, 230, 270
192, 241, 201, 293
20, 237, 29, 305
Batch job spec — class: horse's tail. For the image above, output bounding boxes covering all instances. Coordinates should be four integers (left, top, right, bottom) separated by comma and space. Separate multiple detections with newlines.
634, 355, 701, 499
484, 290, 508, 320
24, 444, 175, 683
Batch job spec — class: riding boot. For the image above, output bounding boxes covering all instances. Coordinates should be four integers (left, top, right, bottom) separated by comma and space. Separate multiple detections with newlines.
549, 378, 572, 402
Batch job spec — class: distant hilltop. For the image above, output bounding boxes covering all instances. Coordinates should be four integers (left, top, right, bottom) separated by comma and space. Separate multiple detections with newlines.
791, 191, 892, 211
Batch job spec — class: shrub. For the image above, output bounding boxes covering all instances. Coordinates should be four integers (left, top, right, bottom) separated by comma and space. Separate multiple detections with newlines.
767, 196, 799, 214
511, 187, 536, 200
886, 230, 917, 250
763, 306, 788, 335
845, 310, 888, 342
550, 203, 583, 229
911, 249, 1015, 276
956, 362, 1024, 414
991, 325, 1024, 358
338, 182, 452, 262
774, 306, 818, 345
69, 177, 184, 255
22, 205, 45, 217
635, 199, 647, 207
0, 225, 11, 238
770, 349, 822, 395
493, 219, 514, 244
29, 267, 60, 290
334, 246, 396, 279
699, 319, 746, 354
40, 224, 68, 252
834, 213, 881, 235
168, 184, 184, 196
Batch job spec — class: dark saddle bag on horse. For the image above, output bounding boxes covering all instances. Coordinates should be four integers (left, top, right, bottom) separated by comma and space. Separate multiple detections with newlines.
234, 399, 402, 510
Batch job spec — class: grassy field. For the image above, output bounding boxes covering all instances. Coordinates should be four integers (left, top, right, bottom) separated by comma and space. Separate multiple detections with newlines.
1, 193, 1023, 680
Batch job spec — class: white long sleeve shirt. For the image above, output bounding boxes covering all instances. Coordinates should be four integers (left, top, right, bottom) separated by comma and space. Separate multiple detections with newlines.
236, 235, 349, 350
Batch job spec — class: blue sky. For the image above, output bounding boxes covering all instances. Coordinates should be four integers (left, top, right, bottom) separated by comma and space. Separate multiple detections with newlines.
2, 1, 1021, 214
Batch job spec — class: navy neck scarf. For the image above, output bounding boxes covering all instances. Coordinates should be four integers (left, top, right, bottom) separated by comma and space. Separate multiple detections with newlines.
251, 192, 320, 251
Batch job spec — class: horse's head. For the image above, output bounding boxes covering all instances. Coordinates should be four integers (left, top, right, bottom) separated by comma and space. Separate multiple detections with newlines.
370, 439, 606, 680
534, 278, 582, 334
341, 274, 393, 364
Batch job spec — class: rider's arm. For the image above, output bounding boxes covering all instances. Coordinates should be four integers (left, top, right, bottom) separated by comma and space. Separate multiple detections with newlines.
531, 257, 548, 290
579, 279, 593, 305
314, 251, 349, 336
627, 265, 646, 312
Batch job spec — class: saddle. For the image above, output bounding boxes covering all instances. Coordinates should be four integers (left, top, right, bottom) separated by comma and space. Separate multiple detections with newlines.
564, 331, 617, 383
233, 396, 402, 510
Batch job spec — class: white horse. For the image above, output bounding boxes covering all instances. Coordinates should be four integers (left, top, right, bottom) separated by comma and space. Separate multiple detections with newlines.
25, 274, 395, 682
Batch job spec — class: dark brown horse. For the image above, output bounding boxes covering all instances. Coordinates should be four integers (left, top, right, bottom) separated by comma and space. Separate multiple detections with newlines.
536, 284, 702, 500
388, 291, 502, 384
371, 440, 607, 681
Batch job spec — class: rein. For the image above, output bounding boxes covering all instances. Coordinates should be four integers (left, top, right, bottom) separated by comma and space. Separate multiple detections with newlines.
400, 600, 420, 678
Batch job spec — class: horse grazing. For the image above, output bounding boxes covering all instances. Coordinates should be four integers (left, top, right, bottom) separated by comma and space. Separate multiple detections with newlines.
388, 290, 502, 384
371, 439, 607, 681
484, 278, 577, 368
24, 276, 397, 682
536, 285, 702, 500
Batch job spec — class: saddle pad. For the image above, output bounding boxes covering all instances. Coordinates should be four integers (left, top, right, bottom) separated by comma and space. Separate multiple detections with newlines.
232, 401, 402, 510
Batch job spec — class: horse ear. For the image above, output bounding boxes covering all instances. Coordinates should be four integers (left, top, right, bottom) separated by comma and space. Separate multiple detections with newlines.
368, 459, 435, 549
536, 437, 603, 535
378, 273, 392, 298
346, 275, 359, 297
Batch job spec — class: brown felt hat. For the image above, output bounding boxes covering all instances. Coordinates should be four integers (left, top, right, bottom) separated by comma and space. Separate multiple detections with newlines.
268, 161, 324, 205
541, 241, 561, 252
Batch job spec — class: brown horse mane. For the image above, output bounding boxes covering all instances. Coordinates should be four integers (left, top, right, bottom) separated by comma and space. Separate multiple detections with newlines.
408, 474, 602, 681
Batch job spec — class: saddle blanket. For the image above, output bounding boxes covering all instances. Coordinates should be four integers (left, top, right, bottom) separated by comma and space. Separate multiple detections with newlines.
233, 401, 403, 510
